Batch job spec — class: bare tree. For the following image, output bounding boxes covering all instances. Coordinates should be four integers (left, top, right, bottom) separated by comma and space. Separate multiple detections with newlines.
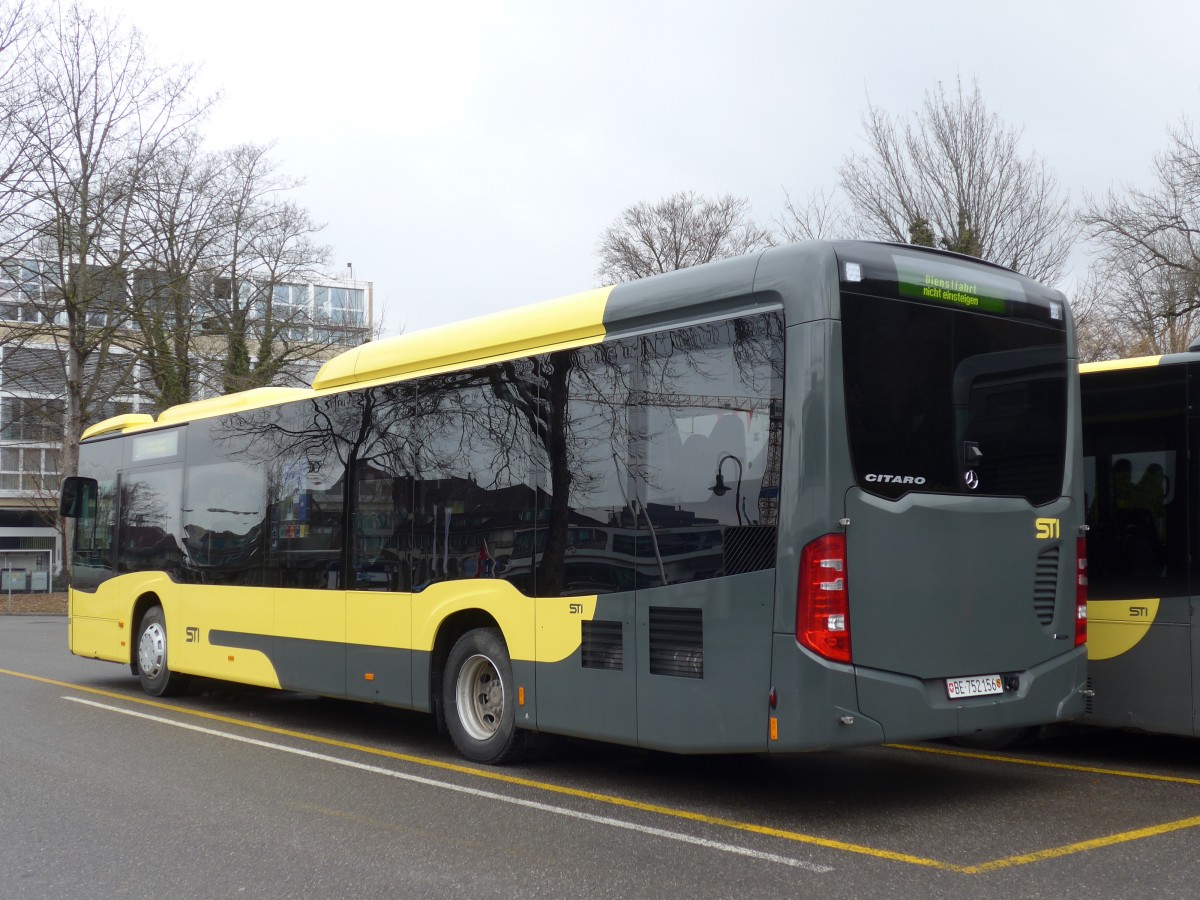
206, 141, 335, 394
1080, 121, 1200, 355
0, 3, 207, 568
783, 78, 1076, 283
1075, 244, 1200, 361
595, 191, 772, 284
1069, 267, 1137, 363
0, 1, 44, 238
127, 130, 228, 410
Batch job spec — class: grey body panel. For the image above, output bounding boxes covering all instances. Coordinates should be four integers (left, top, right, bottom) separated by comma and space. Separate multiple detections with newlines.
533, 570, 775, 753
1084, 594, 1196, 736
535, 592, 638, 744
845, 491, 1077, 678
346, 644, 414, 706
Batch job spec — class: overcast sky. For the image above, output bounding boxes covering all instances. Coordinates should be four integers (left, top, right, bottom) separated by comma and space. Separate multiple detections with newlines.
85, 0, 1200, 336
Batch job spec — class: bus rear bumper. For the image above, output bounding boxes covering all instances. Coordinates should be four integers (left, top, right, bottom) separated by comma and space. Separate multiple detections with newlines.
856, 645, 1089, 744
768, 636, 1087, 752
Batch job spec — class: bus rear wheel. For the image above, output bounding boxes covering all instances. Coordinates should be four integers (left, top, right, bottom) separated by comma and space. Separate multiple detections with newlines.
443, 628, 526, 765
136, 606, 188, 697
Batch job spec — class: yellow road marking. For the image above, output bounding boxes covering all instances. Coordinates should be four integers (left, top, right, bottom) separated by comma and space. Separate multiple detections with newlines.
6, 668, 1200, 874
963, 815, 1200, 874
888, 742, 1200, 787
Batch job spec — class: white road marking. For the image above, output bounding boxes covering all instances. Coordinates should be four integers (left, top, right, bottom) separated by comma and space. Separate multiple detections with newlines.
65, 696, 832, 873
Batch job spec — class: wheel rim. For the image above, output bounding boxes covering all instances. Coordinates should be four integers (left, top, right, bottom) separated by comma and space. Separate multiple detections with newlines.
138, 621, 166, 679
455, 653, 504, 741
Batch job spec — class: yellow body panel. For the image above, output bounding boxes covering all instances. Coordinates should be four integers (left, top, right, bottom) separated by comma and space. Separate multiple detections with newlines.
273, 587, 346, 644
313, 287, 612, 391
68, 581, 135, 664
72, 571, 597, 691
70, 576, 283, 688
1087, 598, 1160, 661
346, 591, 412, 648
174, 584, 279, 688
410, 581, 537, 657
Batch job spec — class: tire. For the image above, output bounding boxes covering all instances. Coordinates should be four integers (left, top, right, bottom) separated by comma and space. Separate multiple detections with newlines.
442, 628, 526, 765
135, 606, 188, 697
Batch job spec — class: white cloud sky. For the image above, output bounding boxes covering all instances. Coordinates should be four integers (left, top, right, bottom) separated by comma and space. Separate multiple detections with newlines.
79, 0, 1200, 335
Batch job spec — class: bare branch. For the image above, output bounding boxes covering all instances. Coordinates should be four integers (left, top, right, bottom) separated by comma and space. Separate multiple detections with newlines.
837, 77, 1075, 282
594, 191, 772, 284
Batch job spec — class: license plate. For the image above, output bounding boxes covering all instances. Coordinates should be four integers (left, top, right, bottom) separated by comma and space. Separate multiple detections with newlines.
945, 674, 1004, 700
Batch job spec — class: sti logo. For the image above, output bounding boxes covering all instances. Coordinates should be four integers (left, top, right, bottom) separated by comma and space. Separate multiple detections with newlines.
1035, 518, 1061, 540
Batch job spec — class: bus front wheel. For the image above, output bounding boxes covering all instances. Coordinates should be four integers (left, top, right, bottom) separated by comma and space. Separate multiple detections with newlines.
136, 606, 188, 697
443, 628, 525, 764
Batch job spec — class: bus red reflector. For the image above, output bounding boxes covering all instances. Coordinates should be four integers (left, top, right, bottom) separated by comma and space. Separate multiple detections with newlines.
797, 533, 851, 664
1076, 537, 1088, 647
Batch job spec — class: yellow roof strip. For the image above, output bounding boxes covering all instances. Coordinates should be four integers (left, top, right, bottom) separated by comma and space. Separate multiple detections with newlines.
1080, 355, 1162, 373
80, 413, 156, 441
156, 387, 315, 426
313, 286, 612, 391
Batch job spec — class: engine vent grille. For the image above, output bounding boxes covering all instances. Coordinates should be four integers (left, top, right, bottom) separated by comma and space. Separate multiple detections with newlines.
649, 607, 703, 679
722, 525, 777, 575
1034, 546, 1060, 625
581, 620, 624, 670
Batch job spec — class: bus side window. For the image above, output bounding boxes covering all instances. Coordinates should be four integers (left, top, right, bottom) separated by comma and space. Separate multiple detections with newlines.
117, 466, 184, 576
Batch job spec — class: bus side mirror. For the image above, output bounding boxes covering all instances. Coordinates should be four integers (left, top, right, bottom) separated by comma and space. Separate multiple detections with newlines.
60, 476, 96, 518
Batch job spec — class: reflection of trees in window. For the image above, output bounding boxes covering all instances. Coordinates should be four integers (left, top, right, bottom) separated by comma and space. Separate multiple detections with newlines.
636, 314, 784, 583
529, 342, 636, 596
193, 310, 784, 595
118, 470, 182, 574
210, 396, 360, 589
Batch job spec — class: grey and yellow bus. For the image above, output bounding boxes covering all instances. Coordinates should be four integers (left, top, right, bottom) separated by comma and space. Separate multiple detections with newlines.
1081, 352, 1200, 736
60, 241, 1089, 763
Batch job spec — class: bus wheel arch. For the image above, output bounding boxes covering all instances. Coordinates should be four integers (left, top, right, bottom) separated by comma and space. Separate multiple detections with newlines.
128, 593, 162, 675
429, 609, 501, 729
439, 623, 526, 764
132, 598, 189, 698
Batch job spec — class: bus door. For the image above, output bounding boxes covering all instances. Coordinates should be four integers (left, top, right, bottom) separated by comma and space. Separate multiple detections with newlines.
115, 431, 187, 661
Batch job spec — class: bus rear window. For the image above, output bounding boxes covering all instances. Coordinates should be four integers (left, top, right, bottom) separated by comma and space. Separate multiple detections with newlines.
841, 292, 1067, 504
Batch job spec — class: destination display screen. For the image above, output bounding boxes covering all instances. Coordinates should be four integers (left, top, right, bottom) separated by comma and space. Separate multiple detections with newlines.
837, 245, 1065, 327
893, 255, 1021, 313
130, 429, 180, 462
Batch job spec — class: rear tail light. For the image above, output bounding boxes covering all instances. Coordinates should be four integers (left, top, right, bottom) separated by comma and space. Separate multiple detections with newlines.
1075, 536, 1088, 647
797, 534, 851, 664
